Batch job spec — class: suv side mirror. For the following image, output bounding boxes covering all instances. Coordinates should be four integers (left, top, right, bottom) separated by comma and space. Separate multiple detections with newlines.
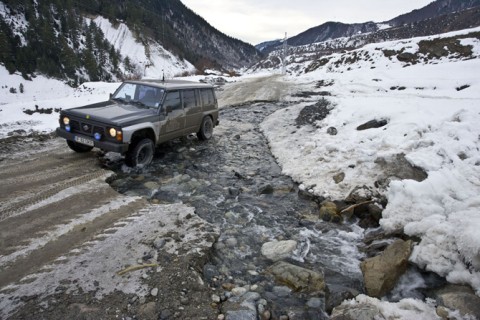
165, 105, 172, 114
109, 93, 113, 99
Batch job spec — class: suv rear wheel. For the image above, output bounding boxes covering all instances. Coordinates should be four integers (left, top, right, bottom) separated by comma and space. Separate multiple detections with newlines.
67, 140, 93, 153
197, 116, 213, 141
125, 138, 155, 167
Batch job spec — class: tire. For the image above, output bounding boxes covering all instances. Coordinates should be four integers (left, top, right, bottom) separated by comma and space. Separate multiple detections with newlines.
197, 116, 213, 141
67, 140, 93, 153
125, 138, 155, 167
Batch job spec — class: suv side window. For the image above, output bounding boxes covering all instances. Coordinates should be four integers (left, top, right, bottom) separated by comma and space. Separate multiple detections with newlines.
183, 90, 197, 109
163, 91, 181, 112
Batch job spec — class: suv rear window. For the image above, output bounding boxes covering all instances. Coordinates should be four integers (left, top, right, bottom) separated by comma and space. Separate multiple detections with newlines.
201, 89, 215, 106
183, 90, 197, 109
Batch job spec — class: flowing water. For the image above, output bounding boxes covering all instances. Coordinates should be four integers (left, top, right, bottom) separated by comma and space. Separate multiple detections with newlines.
108, 102, 366, 318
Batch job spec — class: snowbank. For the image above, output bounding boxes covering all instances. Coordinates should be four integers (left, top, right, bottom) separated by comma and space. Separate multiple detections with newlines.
261, 29, 480, 299
0, 66, 119, 138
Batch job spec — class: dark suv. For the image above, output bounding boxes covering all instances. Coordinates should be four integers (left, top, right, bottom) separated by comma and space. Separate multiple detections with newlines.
56, 80, 219, 167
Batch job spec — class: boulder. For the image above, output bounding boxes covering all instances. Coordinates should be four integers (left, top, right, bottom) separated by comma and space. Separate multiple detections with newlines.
432, 285, 480, 319
319, 201, 342, 223
261, 240, 297, 261
396, 52, 417, 63
360, 239, 412, 298
356, 119, 388, 131
267, 261, 325, 294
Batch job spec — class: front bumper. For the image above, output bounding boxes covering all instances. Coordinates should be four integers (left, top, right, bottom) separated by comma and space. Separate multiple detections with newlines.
56, 128, 129, 154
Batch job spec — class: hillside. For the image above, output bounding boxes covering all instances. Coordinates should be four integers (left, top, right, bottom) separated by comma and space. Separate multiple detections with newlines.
287, 22, 378, 47
388, 0, 480, 26
258, 0, 480, 54
0, 0, 260, 84
250, 6, 480, 73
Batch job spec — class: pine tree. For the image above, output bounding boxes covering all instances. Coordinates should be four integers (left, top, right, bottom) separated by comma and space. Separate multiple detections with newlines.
59, 37, 78, 79
83, 49, 99, 81
0, 15, 15, 73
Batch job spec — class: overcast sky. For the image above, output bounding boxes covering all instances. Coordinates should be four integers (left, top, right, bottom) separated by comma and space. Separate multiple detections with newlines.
180, 0, 434, 45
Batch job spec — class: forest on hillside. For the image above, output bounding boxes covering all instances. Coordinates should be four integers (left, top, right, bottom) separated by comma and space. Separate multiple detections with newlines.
0, 0, 259, 84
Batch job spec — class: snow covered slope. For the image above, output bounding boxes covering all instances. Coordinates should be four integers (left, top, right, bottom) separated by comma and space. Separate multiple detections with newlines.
262, 27, 480, 296
92, 17, 195, 79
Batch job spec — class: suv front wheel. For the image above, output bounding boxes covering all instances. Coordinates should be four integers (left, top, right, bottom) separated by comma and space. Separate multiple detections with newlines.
125, 138, 155, 167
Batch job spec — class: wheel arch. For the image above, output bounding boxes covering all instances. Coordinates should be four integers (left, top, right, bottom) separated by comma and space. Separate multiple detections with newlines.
124, 124, 157, 147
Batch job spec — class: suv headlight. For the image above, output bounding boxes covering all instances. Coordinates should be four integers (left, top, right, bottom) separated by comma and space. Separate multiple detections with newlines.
109, 128, 123, 141
63, 116, 70, 125
109, 128, 117, 137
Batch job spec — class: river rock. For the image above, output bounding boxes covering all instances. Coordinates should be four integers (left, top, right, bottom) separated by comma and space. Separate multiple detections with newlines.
360, 239, 412, 298
144, 181, 160, 190
331, 302, 384, 320
319, 201, 342, 223
225, 310, 257, 320
138, 302, 157, 320
332, 172, 345, 184
327, 127, 338, 135
150, 287, 159, 297
298, 188, 325, 204
261, 240, 297, 261
432, 285, 480, 318
259, 184, 274, 195
231, 287, 248, 297
345, 185, 376, 203
267, 261, 325, 294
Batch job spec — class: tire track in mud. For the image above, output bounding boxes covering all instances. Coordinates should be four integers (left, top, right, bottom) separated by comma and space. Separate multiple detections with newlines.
0, 197, 147, 289
0, 154, 93, 184
0, 139, 150, 295
0, 169, 111, 221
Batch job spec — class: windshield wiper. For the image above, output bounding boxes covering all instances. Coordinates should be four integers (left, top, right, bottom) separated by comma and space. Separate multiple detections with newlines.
130, 100, 149, 109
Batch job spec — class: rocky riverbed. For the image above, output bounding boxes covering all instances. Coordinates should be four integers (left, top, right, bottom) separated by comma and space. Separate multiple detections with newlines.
105, 101, 367, 319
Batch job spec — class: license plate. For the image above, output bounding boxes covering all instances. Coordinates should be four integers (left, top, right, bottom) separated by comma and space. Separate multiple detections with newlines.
74, 136, 94, 147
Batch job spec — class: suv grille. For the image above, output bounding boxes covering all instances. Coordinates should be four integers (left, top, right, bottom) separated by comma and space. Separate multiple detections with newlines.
69, 119, 106, 139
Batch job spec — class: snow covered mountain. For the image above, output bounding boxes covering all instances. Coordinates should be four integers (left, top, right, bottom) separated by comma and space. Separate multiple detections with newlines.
257, 0, 480, 54
251, 6, 480, 73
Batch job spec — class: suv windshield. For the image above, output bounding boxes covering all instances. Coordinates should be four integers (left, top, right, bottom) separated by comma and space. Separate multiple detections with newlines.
112, 83, 165, 109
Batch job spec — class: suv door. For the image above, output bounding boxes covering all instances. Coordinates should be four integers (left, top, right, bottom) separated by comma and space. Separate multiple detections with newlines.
183, 89, 202, 133
160, 90, 185, 141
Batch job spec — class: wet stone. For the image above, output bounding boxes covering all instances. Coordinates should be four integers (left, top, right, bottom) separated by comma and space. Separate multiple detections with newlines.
261, 240, 297, 261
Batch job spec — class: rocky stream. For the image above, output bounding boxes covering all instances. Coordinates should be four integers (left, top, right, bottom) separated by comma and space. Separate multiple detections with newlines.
105, 101, 369, 319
